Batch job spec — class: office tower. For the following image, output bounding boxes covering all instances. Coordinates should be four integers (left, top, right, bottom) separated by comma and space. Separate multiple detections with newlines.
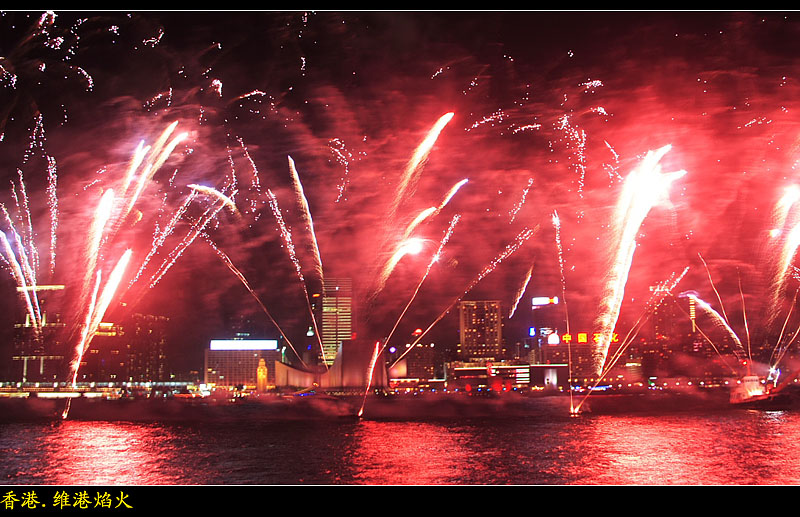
321, 278, 353, 366
458, 300, 503, 362
78, 312, 170, 383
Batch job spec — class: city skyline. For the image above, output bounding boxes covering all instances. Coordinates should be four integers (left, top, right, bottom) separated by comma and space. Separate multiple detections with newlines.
0, 11, 798, 389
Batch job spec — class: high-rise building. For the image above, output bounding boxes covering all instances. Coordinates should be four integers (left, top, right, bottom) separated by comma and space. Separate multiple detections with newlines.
77, 312, 169, 383
458, 300, 503, 362
321, 278, 353, 366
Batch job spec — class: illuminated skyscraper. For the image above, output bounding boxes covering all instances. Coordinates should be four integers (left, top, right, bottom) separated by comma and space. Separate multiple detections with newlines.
77, 312, 169, 383
321, 278, 353, 366
458, 300, 503, 362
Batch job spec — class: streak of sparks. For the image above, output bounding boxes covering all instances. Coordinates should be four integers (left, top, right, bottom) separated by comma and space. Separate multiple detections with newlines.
679, 291, 746, 360
553, 210, 570, 333
401, 178, 467, 240
509, 178, 533, 223
390, 225, 538, 368
203, 235, 309, 370
362, 216, 460, 416
593, 145, 686, 374
508, 263, 534, 319
187, 184, 237, 213
70, 249, 132, 389
265, 187, 326, 367
287, 155, 323, 281
388, 112, 454, 220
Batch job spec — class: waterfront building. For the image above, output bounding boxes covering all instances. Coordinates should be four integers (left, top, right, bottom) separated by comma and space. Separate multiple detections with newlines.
446, 362, 569, 391
77, 312, 170, 383
274, 337, 387, 392
204, 339, 282, 389
458, 300, 504, 362
204, 339, 281, 388
397, 342, 437, 379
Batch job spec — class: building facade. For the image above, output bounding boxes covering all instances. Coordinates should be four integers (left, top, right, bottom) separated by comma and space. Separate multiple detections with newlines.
321, 278, 353, 366
77, 312, 170, 383
458, 300, 504, 362
204, 339, 282, 389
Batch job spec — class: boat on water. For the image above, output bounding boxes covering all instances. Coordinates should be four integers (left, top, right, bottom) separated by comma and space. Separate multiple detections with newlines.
729, 375, 800, 410
729, 375, 771, 406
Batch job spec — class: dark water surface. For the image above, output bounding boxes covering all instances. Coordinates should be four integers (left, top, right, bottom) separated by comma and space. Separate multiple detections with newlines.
2, 404, 800, 485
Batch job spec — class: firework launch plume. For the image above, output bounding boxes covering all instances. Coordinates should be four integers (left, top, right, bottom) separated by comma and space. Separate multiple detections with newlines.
593, 145, 686, 374
265, 186, 326, 366
287, 155, 323, 281
388, 112, 455, 222
0, 116, 238, 417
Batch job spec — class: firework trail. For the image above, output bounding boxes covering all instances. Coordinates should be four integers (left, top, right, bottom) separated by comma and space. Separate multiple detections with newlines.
13, 169, 39, 277
400, 179, 468, 241
265, 187, 326, 366
77, 188, 115, 314
360, 216, 459, 417
69, 249, 132, 388
358, 340, 382, 418
0, 198, 44, 329
697, 253, 730, 324
144, 194, 232, 290
328, 138, 364, 203
738, 272, 752, 364
383, 215, 460, 351
287, 155, 323, 281
390, 225, 538, 368
509, 178, 534, 223
388, 112, 455, 221
769, 218, 800, 326
374, 178, 469, 299
373, 237, 428, 297
553, 209, 569, 333
508, 263, 534, 319
593, 145, 686, 374
678, 291, 747, 360
130, 191, 198, 287
573, 267, 689, 413
401, 207, 438, 241
0, 231, 39, 330
46, 156, 57, 276
187, 184, 237, 213
772, 185, 800, 232
762, 185, 800, 327
603, 268, 690, 375
118, 122, 187, 229
203, 235, 309, 370
770, 287, 799, 369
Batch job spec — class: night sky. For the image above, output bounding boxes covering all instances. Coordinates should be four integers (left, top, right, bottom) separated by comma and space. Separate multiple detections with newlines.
1, 11, 800, 376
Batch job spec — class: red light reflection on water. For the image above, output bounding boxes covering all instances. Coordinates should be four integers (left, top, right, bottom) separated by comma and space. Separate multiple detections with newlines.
569, 411, 800, 485
33, 421, 181, 485
345, 421, 479, 485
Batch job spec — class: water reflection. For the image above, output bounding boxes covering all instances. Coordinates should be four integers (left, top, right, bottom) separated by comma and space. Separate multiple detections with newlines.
31, 421, 185, 485
345, 421, 474, 484
563, 410, 800, 485
4, 410, 800, 485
